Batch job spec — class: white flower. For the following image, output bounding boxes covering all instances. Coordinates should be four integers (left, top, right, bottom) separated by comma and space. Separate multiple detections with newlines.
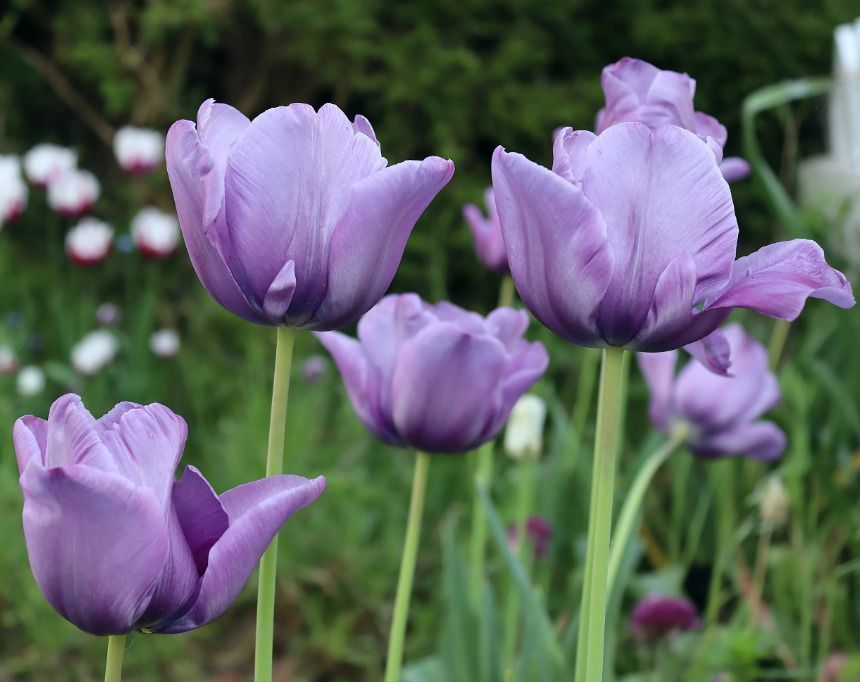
114, 126, 164, 174
149, 329, 180, 358
17, 366, 45, 397
131, 207, 180, 258
0, 343, 18, 374
23, 144, 77, 186
758, 475, 790, 528
70, 330, 118, 375
48, 168, 100, 218
0, 155, 28, 226
504, 394, 547, 461
66, 218, 113, 266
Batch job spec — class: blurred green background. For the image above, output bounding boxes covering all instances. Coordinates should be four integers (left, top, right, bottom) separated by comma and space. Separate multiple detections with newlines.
2, 1, 860, 680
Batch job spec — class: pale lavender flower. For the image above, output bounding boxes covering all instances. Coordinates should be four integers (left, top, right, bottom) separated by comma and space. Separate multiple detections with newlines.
463, 188, 508, 273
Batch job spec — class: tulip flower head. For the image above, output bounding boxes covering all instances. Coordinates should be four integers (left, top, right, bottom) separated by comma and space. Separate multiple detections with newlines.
131, 207, 181, 259
492, 121, 853, 368
0, 343, 18, 374
65, 218, 113, 266
302, 355, 328, 384
0, 155, 28, 226
463, 188, 509, 273
316, 293, 548, 453
13, 395, 325, 635
23, 144, 77, 187
70, 330, 119, 376
503, 393, 547, 461
597, 57, 750, 182
166, 100, 454, 329
17, 366, 45, 397
149, 329, 181, 359
113, 126, 165, 174
637, 324, 786, 461
48, 169, 100, 218
506, 516, 553, 560
629, 594, 701, 643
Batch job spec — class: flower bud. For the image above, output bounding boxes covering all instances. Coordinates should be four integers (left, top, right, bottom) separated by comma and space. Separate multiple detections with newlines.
131, 207, 180, 259
17, 366, 45, 397
113, 126, 164, 174
66, 218, 113, 266
70, 330, 118, 376
504, 394, 547, 461
149, 329, 181, 359
48, 169, 100, 218
0, 343, 18, 375
759, 475, 790, 528
23, 144, 76, 187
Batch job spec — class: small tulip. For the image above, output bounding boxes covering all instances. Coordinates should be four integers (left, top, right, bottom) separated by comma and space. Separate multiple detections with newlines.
13, 394, 325, 634
463, 188, 508, 273
506, 516, 553, 560
17, 366, 45, 397
23, 144, 77, 187
596, 57, 749, 182
70, 330, 118, 376
48, 169, 100, 218
66, 218, 113, 266
758, 475, 790, 528
149, 329, 181, 358
131, 207, 180, 259
166, 100, 454, 329
637, 323, 786, 460
95, 303, 122, 326
503, 394, 547, 461
316, 293, 548, 453
629, 594, 701, 643
302, 355, 327, 384
0, 155, 28, 226
113, 126, 165, 174
0, 343, 18, 374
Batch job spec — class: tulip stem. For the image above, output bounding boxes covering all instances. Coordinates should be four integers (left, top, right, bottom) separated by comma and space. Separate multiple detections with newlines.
498, 275, 515, 308
103, 634, 126, 682
605, 426, 689, 603
254, 326, 296, 682
574, 346, 627, 682
768, 319, 791, 368
469, 441, 495, 607
384, 451, 431, 682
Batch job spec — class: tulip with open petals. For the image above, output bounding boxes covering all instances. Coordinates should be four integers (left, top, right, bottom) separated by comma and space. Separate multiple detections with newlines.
492, 123, 854, 369
316, 293, 548, 453
13, 394, 325, 635
166, 100, 454, 329
114, 126, 164, 174
637, 323, 786, 460
597, 57, 750, 182
463, 188, 508, 273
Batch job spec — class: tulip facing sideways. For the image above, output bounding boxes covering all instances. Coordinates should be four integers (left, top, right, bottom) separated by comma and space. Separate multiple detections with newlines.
166, 100, 454, 330
492, 123, 854, 367
13, 394, 325, 635
637, 323, 786, 460
316, 293, 548, 453
463, 188, 509, 273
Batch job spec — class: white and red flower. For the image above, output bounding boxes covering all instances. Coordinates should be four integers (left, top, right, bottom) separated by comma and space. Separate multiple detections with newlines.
114, 126, 164, 174
0, 155, 28, 226
131, 207, 180, 258
23, 144, 76, 187
65, 218, 113, 266
48, 169, 100, 218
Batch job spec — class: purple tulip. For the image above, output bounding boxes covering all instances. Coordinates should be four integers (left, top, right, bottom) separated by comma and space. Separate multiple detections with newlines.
166, 100, 454, 330
13, 394, 325, 635
506, 516, 553, 560
637, 323, 786, 460
492, 123, 854, 369
596, 57, 749, 182
463, 188, 509, 273
315, 293, 548, 453
629, 594, 701, 643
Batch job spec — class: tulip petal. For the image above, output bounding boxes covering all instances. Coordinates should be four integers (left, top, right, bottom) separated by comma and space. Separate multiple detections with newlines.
634, 252, 699, 350
486, 341, 549, 439
13, 416, 46, 474
585, 123, 737, 344
720, 157, 750, 182
172, 465, 229, 574
160, 474, 325, 633
684, 328, 732, 376
691, 421, 786, 461
44, 395, 116, 471
165, 120, 261, 323
262, 259, 297, 323
704, 239, 855, 320
486, 308, 530, 351
20, 464, 167, 635
392, 324, 509, 452
492, 148, 613, 346
636, 350, 678, 431
317, 156, 455, 329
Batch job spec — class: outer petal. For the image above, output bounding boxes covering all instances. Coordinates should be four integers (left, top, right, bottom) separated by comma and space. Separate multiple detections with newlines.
44, 395, 116, 472
683, 328, 731, 376
552, 128, 596, 184
584, 124, 738, 345
484, 341, 549, 440
492, 147, 613, 346
165, 120, 261, 323
20, 464, 168, 635
485, 308, 530, 352
703, 240, 855, 320
314, 156, 455, 330
171, 465, 229, 573
691, 421, 786, 461
391, 324, 510, 452
13, 416, 47, 474
160, 474, 325, 633
636, 350, 678, 431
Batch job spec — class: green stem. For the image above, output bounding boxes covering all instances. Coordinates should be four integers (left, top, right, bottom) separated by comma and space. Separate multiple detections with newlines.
706, 460, 736, 626
384, 452, 432, 682
104, 634, 127, 682
501, 458, 537, 673
254, 326, 296, 682
606, 427, 688, 602
498, 275, 515, 308
768, 319, 791, 368
574, 347, 627, 682
571, 348, 601, 447
469, 441, 495, 606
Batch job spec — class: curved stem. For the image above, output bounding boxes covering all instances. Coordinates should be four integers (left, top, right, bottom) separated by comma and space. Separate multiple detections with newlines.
384, 452, 432, 682
606, 427, 688, 601
254, 326, 296, 682
574, 347, 627, 682
104, 634, 127, 682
